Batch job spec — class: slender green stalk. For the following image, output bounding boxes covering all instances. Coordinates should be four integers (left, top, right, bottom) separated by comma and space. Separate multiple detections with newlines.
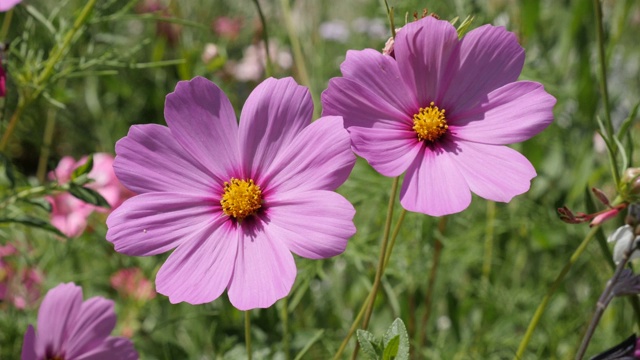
514, 226, 600, 360
383, 0, 396, 38
383, 209, 407, 268
245, 310, 252, 360
251, 0, 273, 78
281, 296, 290, 360
418, 216, 448, 348
0, 9, 14, 42
36, 107, 58, 183
0, 98, 25, 151
482, 201, 496, 283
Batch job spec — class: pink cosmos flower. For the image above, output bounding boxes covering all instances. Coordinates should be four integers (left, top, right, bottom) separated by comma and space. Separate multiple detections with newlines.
0, 0, 20, 12
322, 16, 556, 216
110, 268, 156, 302
47, 153, 134, 237
106, 76, 356, 310
21, 283, 138, 360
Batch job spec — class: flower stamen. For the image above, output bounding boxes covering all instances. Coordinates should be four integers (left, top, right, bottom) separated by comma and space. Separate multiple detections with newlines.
413, 102, 448, 142
220, 178, 263, 220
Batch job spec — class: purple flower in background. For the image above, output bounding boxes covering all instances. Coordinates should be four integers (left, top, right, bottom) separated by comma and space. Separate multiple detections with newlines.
322, 16, 556, 216
0, 0, 20, 12
21, 283, 137, 360
107, 76, 356, 310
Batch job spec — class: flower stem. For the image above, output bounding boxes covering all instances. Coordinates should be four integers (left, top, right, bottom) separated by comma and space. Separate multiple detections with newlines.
574, 233, 636, 359
514, 226, 600, 360
418, 216, 448, 348
251, 0, 273, 78
36, 107, 58, 183
0, 98, 25, 151
245, 310, 252, 360
281, 296, 291, 360
383, 0, 396, 38
482, 201, 496, 284
0, 9, 14, 42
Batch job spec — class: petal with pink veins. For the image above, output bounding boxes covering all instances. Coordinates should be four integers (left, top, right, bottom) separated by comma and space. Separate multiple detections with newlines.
65, 298, 116, 359
36, 283, 82, 358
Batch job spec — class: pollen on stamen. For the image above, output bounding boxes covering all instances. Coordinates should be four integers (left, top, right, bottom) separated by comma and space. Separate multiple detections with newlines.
220, 178, 263, 221
413, 102, 448, 142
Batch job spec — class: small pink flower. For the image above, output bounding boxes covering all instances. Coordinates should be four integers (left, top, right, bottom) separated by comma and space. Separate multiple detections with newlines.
0, 65, 6, 97
212, 17, 243, 40
0, 245, 44, 310
21, 283, 138, 360
110, 268, 156, 301
322, 16, 556, 216
0, 0, 20, 12
107, 77, 356, 310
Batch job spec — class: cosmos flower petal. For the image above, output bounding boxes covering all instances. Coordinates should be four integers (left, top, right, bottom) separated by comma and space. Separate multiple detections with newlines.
65, 298, 117, 359
393, 16, 459, 106
114, 124, 217, 194
156, 219, 237, 304
21, 325, 36, 360
441, 24, 525, 115
450, 81, 556, 144
228, 220, 297, 310
348, 126, 422, 177
263, 116, 356, 193
339, 49, 419, 114
265, 190, 356, 259
36, 283, 83, 357
322, 77, 410, 129
239, 77, 313, 181
165, 76, 240, 179
74, 337, 138, 360
400, 142, 471, 216
106, 192, 220, 256
451, 141, 536, 202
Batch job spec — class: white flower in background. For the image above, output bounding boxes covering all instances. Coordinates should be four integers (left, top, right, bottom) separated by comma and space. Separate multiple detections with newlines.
608, 225, 640, 264
228, 41, 292, 82
319, 20, 350, 42
353, 17, 388, 39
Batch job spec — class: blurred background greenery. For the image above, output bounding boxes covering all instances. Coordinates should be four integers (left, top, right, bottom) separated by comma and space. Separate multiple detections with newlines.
1, 0, 640, 358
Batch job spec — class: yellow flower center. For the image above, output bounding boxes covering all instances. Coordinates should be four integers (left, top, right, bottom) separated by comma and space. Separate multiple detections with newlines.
412, 102, 448, 142
220, 178, 263, 220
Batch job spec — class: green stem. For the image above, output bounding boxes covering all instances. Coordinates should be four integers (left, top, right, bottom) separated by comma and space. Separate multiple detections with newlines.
513, 226, 600, 360
245, 310, 252, 360
282, 296, 290, 360
383, 209, 407, 268
383, 0, 396, 38
0, 9, 14, 42
36, 107, 58, 183
482, 201, 496, 284
0, 98, 26, 151
251, 0, 273, 78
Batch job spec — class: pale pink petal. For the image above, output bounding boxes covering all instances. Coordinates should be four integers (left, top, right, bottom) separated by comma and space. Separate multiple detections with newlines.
265, 190, 355, 259
239, 77, 312, 181
48, 156, 77, 183
156, 218, 237, 304
36, 283, 83, 358
400, 141, 471, 216
339, 49, 418, 114
21, 325, 37, 360
450, 141, 536, 202
114, 124, 217, 194
75, 337, 138, 360
164, 76, 240, 179
106, 193, 220, 256
348, 126, 422, 177
227, 219, 296, 310
449, 81, 556, 144
393, 16, 459, 106
441, 24, 525, 116
0, 0, 21, 12
65, 298, 116, 359
322, 77, 412, 129
261, 116, 355, 193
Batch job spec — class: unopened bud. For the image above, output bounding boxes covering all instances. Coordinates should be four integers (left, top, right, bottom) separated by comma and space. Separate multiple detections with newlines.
622, 168, 640, 196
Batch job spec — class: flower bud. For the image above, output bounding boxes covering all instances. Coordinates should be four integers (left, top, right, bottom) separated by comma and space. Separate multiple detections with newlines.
622, 167, 640, 196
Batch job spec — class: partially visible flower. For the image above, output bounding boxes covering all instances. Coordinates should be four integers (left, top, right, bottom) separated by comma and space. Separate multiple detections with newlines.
107, 77, 356, 310
227, 41, 292, 82
110, 268, 156, 302
21, 283, 138, 360
0, 244, 44, 310
589, 334, 640, 360
608, 225, 640, 264
135, 0, 181, 46
0, 64, 6, 97
319, 20, 350, 43
201, 43, 220, 64
322, 16, 555, 216
0, 0, 20, 12
212, 16, 243, 40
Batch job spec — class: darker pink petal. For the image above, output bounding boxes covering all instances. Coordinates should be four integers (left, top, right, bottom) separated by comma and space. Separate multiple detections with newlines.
165, 76, 240, 180
156, 219, 237, 304
21, 325, 36, 360
74, 337, 138, 360
228, 219, 297, 310
393, 16, 459, 106
35, 283, 82, 357
400, 142, 472, 216
265, 190, 355, 259
262, 116, 355, 193
450, 141, 536, 202
114, 124, 217, 194
441, 24, 525, 115
65, 298, 117, 359
239, 77, 313, 181
450, 81, 556, 144
106, 192, 220, 256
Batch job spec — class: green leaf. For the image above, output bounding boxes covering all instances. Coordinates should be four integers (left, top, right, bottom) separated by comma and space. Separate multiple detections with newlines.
20, 198, 53, 213
356, 329, 382, 360
382, 336, 400, 360
382, 318, 410, 360
455, 15, 475, 38
616, 101, 640, 140
68, 183, 110, 208
0, 216, 65, 237
71, 154, 93, 180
